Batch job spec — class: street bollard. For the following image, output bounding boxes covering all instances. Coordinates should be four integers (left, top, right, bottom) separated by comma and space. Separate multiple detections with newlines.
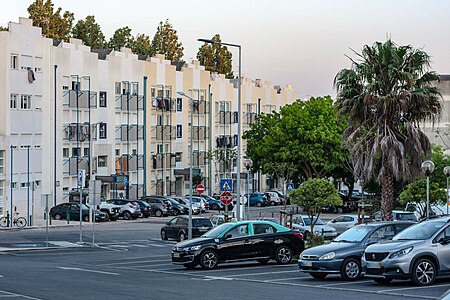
66, 210, 70, 224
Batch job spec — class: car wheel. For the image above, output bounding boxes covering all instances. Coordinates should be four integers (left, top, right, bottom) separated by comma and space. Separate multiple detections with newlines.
340, 258, 361, 280
183, 263, 197, 269
212, 203, 220, 210
110, 216, 118, 221
122, 211, 132, 220
155, 209, 163, 217
103, 212, 110, 222
373, 278, 393, 284
54, 213, 62, 220
161, 230, 168, 240
199, 250, 218, 269
173, 209, 179, 216
411, 258, 436, 286
178, 231, 186, 242
274, 245, 292, 264
310, 273, 327, 280
256, 202, 262, 207
270, 201, 276, 206
257, 258, 270, 264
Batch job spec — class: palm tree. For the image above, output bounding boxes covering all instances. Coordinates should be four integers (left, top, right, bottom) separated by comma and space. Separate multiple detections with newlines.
334, 39, 442, 220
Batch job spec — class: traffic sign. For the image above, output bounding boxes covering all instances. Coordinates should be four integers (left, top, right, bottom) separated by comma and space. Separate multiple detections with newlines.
196, 184, 205, 194
77, 170, 86, 188
220, 178, 233, 192
220, 191, 233, 205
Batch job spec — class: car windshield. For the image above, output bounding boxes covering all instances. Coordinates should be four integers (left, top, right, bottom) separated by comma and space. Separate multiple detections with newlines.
79, 204, 89, 210
335, 226, 373, 242
396, 213, 417, 221
193, 219, 212, 227
393, 220, 446, 241
202, 223, 235, 238
302, 217, 325, 226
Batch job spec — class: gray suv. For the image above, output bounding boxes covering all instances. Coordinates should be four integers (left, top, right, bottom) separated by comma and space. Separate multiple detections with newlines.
364, 217, 450, 286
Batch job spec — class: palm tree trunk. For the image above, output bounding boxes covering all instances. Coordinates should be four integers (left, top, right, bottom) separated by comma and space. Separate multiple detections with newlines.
381, 169, 394, 221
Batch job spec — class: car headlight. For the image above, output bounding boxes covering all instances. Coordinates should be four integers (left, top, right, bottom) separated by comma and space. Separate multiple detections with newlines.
299, 253, 303, 260
389, 246, 413, 259
183, 245, 201, 251
319, 252, 336, 260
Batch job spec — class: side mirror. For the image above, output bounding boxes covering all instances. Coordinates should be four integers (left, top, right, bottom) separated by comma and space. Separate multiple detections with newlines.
166, 222, 171, 225
439, 237, 450, 245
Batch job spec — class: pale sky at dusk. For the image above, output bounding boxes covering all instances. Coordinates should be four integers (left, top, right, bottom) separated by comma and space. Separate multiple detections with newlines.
2, 0, 450, 99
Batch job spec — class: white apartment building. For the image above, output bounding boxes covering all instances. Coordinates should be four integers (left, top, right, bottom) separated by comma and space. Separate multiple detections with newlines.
0, 18, 297, 223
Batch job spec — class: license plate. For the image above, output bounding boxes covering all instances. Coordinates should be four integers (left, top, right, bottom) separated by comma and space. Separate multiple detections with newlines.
303, 261, 313, 267
366, 261, 381, 269
173, 253, 180, 258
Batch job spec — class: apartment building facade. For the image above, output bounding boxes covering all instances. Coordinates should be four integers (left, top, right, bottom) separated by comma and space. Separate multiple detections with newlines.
0, 18, 297, 222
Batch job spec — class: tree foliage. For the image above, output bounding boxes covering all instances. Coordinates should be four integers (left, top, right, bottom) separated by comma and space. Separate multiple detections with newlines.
108, 26, 134, 51
150, 19, 184, 61
71, 15, 106, 49
131, 33, 152, 56
28, 0, 74, 41
429, 145, 450, 188
334, 38, 442, 221
243, 96, 346, 182
0, 26, 7, 31
197, 34, 234, 79
289, 179, 342, 237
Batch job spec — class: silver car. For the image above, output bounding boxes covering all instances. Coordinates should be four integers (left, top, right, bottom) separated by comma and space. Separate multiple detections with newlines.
291, 214, 337, 240
364, 217, 450, 286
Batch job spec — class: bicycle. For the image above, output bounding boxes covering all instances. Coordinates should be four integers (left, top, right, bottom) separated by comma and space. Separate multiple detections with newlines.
0, 211, 27, 228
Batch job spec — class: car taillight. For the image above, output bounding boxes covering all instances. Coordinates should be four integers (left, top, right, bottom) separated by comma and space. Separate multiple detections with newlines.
129, 205, 135, 209
294, 232, 304, 240
162, 204, 167, 209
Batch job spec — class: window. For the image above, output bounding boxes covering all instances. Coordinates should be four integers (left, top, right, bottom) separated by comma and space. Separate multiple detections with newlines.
11, 182, 17, 189
34, 95, 42, 110
10, 94, 17, 109
157, 144, 163, 153
0, 151, 4, 174
21, 95, 31, 110
234, 135, 238, 146
63, 148, 69, 158
10, 54, 18, 70
99, 123, 107, 139
115, 82, 121, 95
115, 149, 120, 156
35, 180, 41, 188
176, 98, 182, 111
132, 83, 138, 95
72, 148, 80, 157
98, 156, 107, 167
226, 224, 249, 238
122, 82, 129, 94
83, 148, 90, 157
0, 181, 3, 197
151, 87, 156, 98
176, 125, 182, 138
175, 152, 182, 162
253, 224, 276, 235
21, 182, 30, 188
99, 91, 107, 107
71, 80, 80, 91
233, 111, 238, 123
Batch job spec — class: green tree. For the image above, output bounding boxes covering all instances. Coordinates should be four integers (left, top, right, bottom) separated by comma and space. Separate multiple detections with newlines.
289, 179, 342, 238
0, 26, 7, 31
108, 26, 134, 51
334, 39, 442, 221
399, 179, 446, 219
429, 145, 450, 188
197, 34, 233, 79
131, 33, 152, 56
27, 0, 74, 41
71, 15, 106, 49
150, 19, 184, 61
243, 96, 346, 181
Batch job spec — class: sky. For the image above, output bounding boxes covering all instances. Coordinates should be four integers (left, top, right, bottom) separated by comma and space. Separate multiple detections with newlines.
2, 0, 450, 99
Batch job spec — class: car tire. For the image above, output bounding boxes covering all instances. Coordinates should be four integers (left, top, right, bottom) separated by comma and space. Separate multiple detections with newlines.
303, 231, 310, 240
54, 213, 62, 220
103, 213, 110, 222
270, 201, 276, 206
173, 209, 179, 216
199, 250, 219, 269
256, 202, 262, 207
310, 273, 327, 280
122, 211, 132, 220
110, 216, 118, 221
411, 258, 436, 286
161, 230, 168, 240
183, 263, 197, 269
83, 215, 89, 222
274, 245, 292, 264
155, 209, 163, 217
373, 278, 393, 284
340, 258, 361, 280
178, 231, 186, 242
211, 203, 220, 210
257, 258, 270, 264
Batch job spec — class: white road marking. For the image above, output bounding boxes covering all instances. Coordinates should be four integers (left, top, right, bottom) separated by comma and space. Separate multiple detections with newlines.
264, 277, 308, 282
96, 259, 170, 266
317, 280, 374, 287
0, 290, 43, 300
58, 266, 120, 276
129, 244, 149, 248
378, 284, 450, 293
227, 270, 299, 277
146, 243, 166, 248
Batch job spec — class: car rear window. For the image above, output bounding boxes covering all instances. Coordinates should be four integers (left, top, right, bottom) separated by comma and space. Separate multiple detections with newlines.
193, 219, 212, 227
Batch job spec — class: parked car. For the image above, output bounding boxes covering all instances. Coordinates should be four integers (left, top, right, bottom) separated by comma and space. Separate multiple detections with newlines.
134, 200, 152, 218
164, 198, 189, 215
97, 201, 121, 221
290, 214, 337, 240
327, 215, 373, 234
299, 221, 413, 280
50, 203, 107, 222
161, 216, 213, 242
209, 214, 233, 227
245, 193, 268, 207
259, 217, 281, 225
364, 216, 450, 286
172, 197, 201, 214
373, 210, 418, 222
105, 199, 141, 220
171, 221, 305, 269
141, 196, 173, 217
271, 190, 290, 205
265, 192, 281, 206
197, 194, 232, 211
183, 196, 207, 213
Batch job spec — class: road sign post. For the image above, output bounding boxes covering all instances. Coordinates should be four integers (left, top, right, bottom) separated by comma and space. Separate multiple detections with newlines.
196, 184, 205, 194
221, 191, 233, 223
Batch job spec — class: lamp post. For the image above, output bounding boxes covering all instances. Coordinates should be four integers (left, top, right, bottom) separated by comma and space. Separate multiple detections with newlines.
421, 160, 435, 219
444, 166, 450, 215
244, 158, 252, 220
177, 91, 194, 239
198, 38, 242, 220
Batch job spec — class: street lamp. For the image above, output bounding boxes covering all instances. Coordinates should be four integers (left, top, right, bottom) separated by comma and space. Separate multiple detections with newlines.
198, 38, 242, 220
177, 91, 194, 239
244, 158, 253, 220
421, 160, 435, 219
444, 166, 450, 215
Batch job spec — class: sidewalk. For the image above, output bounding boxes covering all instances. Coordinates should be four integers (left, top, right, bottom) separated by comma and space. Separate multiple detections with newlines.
0, 240, 86, 252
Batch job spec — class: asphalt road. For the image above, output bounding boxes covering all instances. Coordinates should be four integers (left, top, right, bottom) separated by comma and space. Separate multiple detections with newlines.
0, 208, 449, 300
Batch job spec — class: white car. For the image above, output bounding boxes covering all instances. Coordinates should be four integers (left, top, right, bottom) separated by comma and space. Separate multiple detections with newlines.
290, 214, 337, 240
265, 192, 281, 206
327, 215, 359, 234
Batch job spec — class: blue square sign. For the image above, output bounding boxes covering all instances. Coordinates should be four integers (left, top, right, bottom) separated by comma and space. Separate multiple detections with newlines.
220, 178, 233, 192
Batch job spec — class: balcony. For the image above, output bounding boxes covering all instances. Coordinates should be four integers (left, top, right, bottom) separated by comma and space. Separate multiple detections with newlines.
115, 125, 144, 141
63, 89, 97, 109
115, 94, 144, 111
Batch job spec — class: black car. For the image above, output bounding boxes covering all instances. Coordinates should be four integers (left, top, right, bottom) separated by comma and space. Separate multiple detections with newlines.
164, 198, 189, 216
171, 221, 305, 270
161, 216, 213, 242
49, 203, 107, 222
134, 200, 152, 218
298, 221, 414, 280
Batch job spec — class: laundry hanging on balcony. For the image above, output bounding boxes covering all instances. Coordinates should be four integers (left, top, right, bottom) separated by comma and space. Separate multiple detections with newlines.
27, 67, 35, 83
